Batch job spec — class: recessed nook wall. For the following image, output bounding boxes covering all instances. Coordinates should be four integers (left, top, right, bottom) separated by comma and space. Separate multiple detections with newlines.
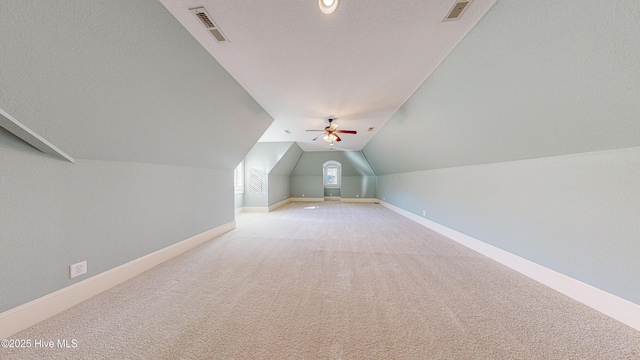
291, 151, 376, 199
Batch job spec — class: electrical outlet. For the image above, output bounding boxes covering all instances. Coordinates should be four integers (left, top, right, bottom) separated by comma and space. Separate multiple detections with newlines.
422, 210, 426, 216
69, 261, 87, 279
356, 194, 359, 198
383, 197, 385, 201
302, 194, 305, 197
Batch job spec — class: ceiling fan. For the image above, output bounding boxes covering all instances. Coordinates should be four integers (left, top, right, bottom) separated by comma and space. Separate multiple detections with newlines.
306, 118, 357, 144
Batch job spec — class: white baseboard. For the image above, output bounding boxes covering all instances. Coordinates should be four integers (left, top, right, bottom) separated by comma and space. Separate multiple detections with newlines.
341, 198, 379, 203
324, 196, 341, 201
268, 198, 291, 211
0, 221, 236, 339
242, 207, 269, 212
290, 197, 325, 202
242, 198, 320, 212
234, 207, 243, 215
379, 201, 640, 331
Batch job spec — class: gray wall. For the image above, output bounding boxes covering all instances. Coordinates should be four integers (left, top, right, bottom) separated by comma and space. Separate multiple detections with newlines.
234, 193, 244, 209
268, 175, 291, 205
291, 176, 324, 198
324, 188, 341, 196
291, 151, 376, 199
268, 143, 303, 206
0, 1, 272, 313
0, 129, 233, 311
376, 148, 640, 303
364, 0, 640, 304
341, 176, 376, 198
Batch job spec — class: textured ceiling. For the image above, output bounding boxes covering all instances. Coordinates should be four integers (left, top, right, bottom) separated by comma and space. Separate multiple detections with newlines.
160, 0, 495, 151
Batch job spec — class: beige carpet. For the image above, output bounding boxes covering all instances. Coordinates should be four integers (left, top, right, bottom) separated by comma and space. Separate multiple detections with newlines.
2, 202, 639, 359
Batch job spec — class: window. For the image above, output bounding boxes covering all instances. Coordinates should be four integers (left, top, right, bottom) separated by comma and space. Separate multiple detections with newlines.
234, 160, 244, 194
323, 161, 341, 188
326, 167, 338, 185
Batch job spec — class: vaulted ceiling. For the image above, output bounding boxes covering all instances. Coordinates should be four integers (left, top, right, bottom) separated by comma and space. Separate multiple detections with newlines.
160, 0, 496, 151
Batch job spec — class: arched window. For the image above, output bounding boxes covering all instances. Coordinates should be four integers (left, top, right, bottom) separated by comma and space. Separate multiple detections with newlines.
323, 161, 341, 188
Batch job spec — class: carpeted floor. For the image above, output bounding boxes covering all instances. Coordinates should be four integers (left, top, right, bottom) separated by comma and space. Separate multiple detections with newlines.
2, 202, 639, 359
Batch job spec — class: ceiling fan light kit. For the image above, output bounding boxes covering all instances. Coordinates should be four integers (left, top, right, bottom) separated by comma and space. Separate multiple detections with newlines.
319, 0, 339, 14
323, 133, 338, 143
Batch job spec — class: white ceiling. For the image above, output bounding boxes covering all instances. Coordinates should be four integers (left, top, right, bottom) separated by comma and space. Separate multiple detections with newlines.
160, 0, 495, 151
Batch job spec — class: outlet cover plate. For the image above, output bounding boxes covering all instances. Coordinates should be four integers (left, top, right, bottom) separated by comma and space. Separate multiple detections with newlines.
69, 261, 87, 279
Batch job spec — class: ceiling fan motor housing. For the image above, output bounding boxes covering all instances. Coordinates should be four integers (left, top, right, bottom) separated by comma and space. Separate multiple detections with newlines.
326, 118, 334, 130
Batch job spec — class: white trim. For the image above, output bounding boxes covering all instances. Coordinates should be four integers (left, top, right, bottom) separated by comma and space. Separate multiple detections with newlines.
242, 207, 269, 212
290, 197, 325, 202
379, 201, 640, 331
0, 107, 75, 163
0, 221, 236, 339
234, 207, 243, 215
340, 198, 379, 203
324, 196, 341, 201
268, 198, 290, 211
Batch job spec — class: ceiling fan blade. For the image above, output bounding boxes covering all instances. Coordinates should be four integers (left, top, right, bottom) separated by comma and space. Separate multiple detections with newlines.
334, 134, 342, 142
336, 130, 357, 134
306, 130, 325, 132
312, 134, 324, 141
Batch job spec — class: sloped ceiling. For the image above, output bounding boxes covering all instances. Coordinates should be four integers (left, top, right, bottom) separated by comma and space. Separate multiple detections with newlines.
161, 0, 496, 152
270, 143, 304, 176
364, 0, 640, 175
0, 0, 272, 169
245, 142, 298, 174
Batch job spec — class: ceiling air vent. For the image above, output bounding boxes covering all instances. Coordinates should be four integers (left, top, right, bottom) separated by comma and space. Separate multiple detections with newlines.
190, 7, 228, 43
443, 0, 473, 22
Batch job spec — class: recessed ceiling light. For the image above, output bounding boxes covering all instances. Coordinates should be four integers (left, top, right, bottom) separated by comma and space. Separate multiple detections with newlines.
368, 127, 375, 132
319, 0, 339, 14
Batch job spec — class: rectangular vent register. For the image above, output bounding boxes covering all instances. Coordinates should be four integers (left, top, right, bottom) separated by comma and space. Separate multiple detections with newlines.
443, 0, 473, 22
190, 7, 228, 43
